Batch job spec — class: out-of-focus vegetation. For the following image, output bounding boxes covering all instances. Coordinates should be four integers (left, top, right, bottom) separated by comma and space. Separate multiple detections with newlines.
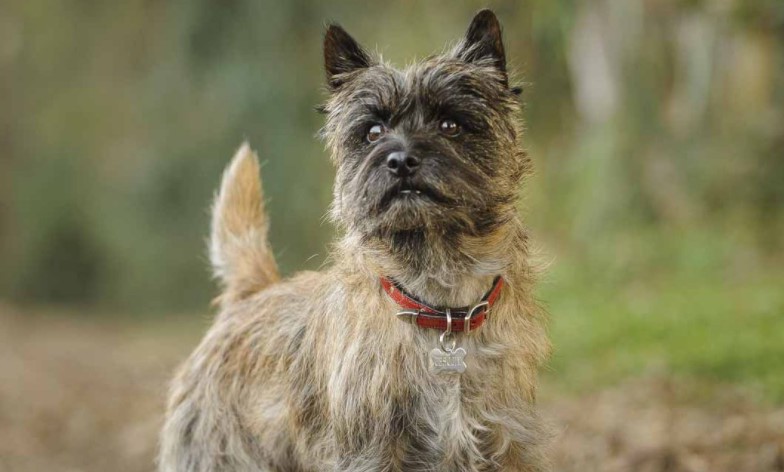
1, 0, 783, 399
543, 231, 784, 401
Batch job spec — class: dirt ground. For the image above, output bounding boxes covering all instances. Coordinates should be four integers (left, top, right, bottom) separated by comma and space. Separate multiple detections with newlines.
1, 306, 782, 472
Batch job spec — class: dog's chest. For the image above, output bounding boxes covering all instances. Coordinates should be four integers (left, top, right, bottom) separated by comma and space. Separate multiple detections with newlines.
392, 370, 506, 469
319, 289, 539, 468
327, 331, 507, 467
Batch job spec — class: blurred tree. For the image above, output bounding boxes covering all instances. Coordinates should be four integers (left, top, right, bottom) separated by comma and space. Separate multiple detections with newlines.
1, 0, 782, 313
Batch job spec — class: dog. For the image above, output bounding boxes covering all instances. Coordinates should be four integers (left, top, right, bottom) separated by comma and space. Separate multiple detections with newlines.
159, 9, 551, 471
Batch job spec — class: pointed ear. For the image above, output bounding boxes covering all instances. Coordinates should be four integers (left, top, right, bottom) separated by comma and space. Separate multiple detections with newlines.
457, 10, 507, 77
324, 24, 372, 90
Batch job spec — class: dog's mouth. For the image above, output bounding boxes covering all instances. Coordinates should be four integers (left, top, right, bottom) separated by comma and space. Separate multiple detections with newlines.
378, 180, 449, 210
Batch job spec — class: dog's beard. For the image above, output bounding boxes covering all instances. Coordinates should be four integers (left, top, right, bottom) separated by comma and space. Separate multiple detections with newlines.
370, 176, 457, 232
376, 178, 451, 214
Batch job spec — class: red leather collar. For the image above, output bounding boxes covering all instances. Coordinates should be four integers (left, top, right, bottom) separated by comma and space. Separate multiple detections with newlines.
381, 276, 504, 332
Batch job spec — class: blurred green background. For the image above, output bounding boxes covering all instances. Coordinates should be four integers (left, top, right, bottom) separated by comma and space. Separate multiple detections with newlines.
1, 0, 783, 400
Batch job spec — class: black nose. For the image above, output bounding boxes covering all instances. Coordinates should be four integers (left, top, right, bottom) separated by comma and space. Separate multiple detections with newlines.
385, 152, 420, 177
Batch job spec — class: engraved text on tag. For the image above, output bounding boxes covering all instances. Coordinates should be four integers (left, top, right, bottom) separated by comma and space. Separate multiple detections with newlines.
429, 347, 467, 374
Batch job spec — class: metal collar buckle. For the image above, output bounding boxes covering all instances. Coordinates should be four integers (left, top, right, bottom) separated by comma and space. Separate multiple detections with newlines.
464, 300, 489, 335
395, 309, 420, 324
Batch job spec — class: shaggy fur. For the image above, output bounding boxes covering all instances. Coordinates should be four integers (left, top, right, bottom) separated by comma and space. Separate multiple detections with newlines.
159, 10, 551, 471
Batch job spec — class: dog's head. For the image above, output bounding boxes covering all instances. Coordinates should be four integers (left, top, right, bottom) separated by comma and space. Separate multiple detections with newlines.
322, 10, 527, 243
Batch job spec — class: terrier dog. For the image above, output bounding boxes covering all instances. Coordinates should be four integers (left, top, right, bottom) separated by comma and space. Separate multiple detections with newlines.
159, 9, 551, 471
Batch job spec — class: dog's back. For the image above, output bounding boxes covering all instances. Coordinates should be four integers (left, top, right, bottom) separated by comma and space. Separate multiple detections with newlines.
159, 144, 293, 471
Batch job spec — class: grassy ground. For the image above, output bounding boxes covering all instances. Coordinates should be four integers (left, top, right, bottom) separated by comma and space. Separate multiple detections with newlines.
539, 229, 784, 403
1, 298, 783, 471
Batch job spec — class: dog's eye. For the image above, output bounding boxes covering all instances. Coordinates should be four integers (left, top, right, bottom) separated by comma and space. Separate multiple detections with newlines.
439, 119, 460, 137
367, 124, 386, 143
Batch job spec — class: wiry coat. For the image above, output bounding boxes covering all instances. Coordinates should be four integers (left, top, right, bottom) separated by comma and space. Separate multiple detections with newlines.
160, 10, 551, 472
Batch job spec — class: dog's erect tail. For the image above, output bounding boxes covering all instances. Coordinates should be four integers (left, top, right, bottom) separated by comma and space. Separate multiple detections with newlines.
210, 142, 279, 306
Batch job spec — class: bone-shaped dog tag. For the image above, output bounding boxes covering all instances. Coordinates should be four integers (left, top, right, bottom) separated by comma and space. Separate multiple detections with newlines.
429, 347, 467, 374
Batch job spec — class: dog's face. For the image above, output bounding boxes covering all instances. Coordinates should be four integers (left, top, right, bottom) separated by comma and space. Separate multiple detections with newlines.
322, 10, 527, 241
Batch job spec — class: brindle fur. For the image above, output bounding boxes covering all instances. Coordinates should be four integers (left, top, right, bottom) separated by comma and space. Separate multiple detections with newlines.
159, 10, 551, 472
